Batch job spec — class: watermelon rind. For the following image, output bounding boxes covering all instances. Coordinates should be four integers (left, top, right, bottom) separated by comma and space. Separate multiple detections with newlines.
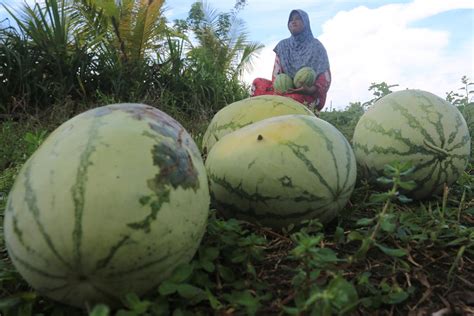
293, 67, 316, 88
352, 89, 471, 199
4, 103, 210, 307
202, 95, 314, 155
274, 73, 295, 93
205, 114, 357, 229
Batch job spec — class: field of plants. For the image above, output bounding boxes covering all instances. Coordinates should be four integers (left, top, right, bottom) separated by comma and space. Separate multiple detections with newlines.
0, 0, 473, 315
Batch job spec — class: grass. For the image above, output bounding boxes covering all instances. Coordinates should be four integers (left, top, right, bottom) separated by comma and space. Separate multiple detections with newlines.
0, 99, 472, 316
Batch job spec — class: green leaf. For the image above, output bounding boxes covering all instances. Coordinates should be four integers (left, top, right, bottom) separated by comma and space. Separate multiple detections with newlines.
150, 297, 169, 316
158, 281, 179, 296
313, 248, 339, 264
246, 262, 257, 278
357, 272, 371, 285
224, 290, 261, 315
354, 238, 374, 259
334, 226, 345, 243
205, 288, 222, 310
375, 243, 407, 257
123, 293, 140, 306
192, 270, 214, 289
230, 251, 247, 263
176, 284, 206, 302
399, 166, 416, 176
218, 265, 235, 282
122, 293, 150, 313
446, 237, 468, 246
385, 288, 409, 304
326, 276, 359, 312
302, 290, 323, 309
380, 214, 397, 233
347, 231, 365, 241
169, 263, 194, 283
200, 259, 215, 273
383, 164, 398, 176
356, 217, 375, 226
376, 176, 393, 184
370, 192, 393, 203
398, 180, 417, 191
397, 194, 413, 203
201, 246, 219, 261
90, 304, 110, 316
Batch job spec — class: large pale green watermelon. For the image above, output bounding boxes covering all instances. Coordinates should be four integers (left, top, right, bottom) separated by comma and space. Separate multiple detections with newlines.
273, 73, 295, 93
352, 90, 471, 199
293, 67, 316, 88
205, 114, 357, 229
4, 103, 210, 307
202, 95, 314, 154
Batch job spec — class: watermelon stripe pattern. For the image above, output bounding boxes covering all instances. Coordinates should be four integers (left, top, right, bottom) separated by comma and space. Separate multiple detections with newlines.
274, 73, 294, 93
4, 104, 210, 307
202, 95, 314, 154
205, 114, 357, 229
352, 90, 470, 199
22, 164, 72, 269
71, 118, 100, 272
293, 67, 316, 88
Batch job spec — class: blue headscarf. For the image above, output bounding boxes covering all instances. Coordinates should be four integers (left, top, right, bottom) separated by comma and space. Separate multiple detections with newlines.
274, 9, 330, 78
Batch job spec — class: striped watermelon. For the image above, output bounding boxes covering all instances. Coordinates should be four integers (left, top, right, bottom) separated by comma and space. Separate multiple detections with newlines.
202, 95, 314, 155
293, 67, 316, 88
460, 105, 474, 158
352, 90, 471, 199
4, 103, 210, 307
274, 73, 295, 93
205, 114, 357, 229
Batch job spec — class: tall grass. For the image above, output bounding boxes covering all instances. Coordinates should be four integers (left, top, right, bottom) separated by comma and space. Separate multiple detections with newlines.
0, 0, 260, 120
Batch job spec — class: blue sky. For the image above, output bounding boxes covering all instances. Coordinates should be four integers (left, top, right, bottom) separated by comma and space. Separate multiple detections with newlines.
166, 0, 474, 109
1, 0, 473, 109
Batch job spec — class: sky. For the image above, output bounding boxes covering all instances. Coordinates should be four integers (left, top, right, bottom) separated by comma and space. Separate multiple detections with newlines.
166, 0, 474, 110
1, 0, 473, 110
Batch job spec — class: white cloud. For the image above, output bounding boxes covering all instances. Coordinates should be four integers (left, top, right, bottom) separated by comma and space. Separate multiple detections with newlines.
241, 41, 278, 84
243, 0, 474, 110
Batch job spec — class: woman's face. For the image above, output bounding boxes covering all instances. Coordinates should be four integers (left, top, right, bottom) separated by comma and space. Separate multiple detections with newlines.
288, 13, 304, 35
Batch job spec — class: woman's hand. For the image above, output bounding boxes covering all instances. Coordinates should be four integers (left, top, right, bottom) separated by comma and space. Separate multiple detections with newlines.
287, 85, 317, 95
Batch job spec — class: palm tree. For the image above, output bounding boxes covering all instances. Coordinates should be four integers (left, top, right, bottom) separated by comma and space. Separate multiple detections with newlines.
67, 0, 168, 99
71, 0, 167, 64
184, 1, 263, 81
1, 0, 94, 108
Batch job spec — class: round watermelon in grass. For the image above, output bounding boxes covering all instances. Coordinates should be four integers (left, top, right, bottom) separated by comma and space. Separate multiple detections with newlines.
202, 95, 314, 155
352, 89, 471, 199
205, 114, 357, 229
4, 104, 210, 308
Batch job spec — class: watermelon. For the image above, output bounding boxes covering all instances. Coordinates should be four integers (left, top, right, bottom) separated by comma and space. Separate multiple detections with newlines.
205, 114, 357, 229
293, 67, 316, 88
4, 103, 210, 307
202, 95, 314, 155
273, 73, 295, 93
352, 90, 471, 199
460, 105, 474, 159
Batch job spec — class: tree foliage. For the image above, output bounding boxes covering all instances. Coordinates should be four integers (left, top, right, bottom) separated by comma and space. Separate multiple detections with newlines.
0, 0, 261, 117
